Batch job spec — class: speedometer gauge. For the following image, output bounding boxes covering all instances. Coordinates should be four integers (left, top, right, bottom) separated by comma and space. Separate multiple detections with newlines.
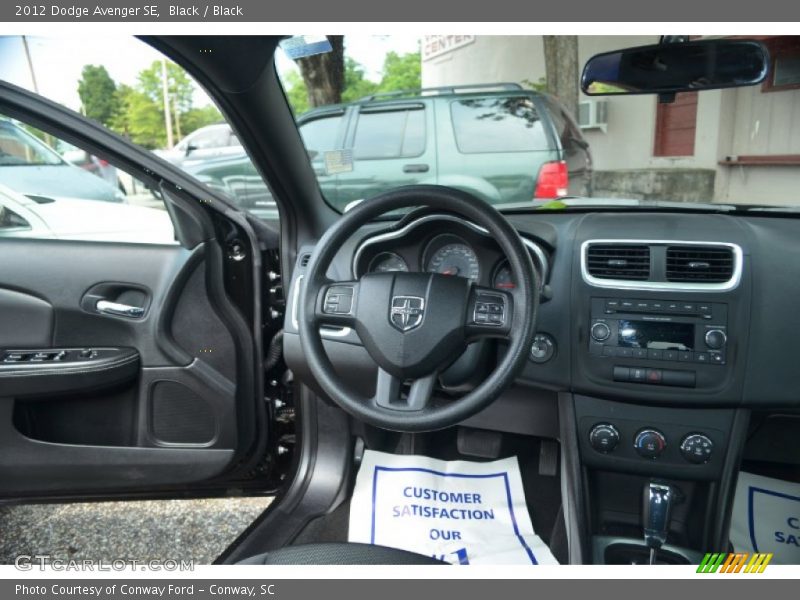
368, 252, 409, 273
426, 243, 480, 282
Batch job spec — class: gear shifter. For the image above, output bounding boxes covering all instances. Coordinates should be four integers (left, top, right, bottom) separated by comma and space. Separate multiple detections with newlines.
643, 482, 673, 565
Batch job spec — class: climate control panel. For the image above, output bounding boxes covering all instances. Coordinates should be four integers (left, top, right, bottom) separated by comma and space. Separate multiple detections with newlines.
588, 422, 714, 464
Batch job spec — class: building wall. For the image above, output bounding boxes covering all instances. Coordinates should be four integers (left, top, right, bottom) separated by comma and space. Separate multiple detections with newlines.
420, 35, 800, 205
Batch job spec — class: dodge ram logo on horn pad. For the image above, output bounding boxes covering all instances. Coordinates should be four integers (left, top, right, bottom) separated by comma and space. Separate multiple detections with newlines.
390, 296, 425, 332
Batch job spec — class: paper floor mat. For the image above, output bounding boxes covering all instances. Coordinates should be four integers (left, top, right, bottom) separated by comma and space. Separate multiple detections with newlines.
730, 471, 800, 564
348, 449, 558, 565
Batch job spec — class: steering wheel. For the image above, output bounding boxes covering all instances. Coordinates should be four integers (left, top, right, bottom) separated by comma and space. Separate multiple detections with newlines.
298, 185, 538, 432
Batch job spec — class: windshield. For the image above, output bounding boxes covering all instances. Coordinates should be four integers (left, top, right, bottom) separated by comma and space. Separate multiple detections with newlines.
0, 121, 63, 166
277, 34, 800, 212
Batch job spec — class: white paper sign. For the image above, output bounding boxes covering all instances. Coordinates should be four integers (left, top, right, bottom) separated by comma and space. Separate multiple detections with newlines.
349, 450, 558, 565
730, 471, 800, 564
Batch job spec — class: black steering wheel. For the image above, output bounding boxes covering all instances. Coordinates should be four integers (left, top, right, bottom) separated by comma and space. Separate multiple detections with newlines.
298, 185, 538, 432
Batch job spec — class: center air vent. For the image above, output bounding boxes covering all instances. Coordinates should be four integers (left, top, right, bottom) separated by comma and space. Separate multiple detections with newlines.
586, 244, 650, 281
666, 245, 734, 283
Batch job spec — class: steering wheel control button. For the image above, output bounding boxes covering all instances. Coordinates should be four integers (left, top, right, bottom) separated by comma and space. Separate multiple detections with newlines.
323, 286, 354, 315
589, 423, 620, 453
704, 329, 727, 350
680, 434, 714, 464
473, 294, 505, 326
634, 429, 667, 459
530, 333, 556, 363
590, 321, 611, 342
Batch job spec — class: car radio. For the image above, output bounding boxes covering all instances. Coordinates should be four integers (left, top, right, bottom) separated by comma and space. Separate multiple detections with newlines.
588, 297, 728, 366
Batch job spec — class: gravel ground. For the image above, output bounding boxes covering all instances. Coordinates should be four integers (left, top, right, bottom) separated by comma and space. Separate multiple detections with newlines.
0, 497, 272, 565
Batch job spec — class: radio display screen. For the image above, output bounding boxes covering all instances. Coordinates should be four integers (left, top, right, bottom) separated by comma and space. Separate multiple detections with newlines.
618, 320, 694, 350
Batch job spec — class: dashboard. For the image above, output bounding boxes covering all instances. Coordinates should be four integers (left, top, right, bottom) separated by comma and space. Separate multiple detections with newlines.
284, 207, 800, 412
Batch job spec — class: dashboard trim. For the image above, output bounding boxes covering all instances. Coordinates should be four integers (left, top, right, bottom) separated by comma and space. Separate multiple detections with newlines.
580, 239, 743, 292
351, 213, 549, 285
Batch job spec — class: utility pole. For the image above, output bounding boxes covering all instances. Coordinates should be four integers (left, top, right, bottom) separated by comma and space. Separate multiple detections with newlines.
161, 57, 174, 149
21, 36, 39, 93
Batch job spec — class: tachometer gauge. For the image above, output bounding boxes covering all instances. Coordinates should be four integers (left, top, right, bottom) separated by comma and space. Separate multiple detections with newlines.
368, 252, 409, 273
426, 243, 480, 282
492, 262, 516, 290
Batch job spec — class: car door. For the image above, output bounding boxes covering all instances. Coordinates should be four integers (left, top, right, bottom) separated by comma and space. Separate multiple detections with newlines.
335, 102, 434, 210
0, 82, 273, 501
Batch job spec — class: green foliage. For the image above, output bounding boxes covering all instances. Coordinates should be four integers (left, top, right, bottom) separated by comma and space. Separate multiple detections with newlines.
284, 70, 310, 116
521, 77, 548, 93
284, 48, 422, 116
79, 60, 221, 150
110, 83, 166, 149
378, 51, 421, 93
181, 105, 224, 134
77, 65, 119, 126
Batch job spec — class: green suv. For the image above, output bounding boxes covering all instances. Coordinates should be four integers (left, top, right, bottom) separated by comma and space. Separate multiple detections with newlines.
187, 84, 593, 213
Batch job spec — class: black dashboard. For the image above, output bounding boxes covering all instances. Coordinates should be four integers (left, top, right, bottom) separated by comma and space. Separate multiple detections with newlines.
284, 208, 800, 411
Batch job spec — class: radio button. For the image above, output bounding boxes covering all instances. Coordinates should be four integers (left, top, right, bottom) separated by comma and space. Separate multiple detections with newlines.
620, 299, 635, 310
666, 302, 680, 312
680, 303, 696, 313
612, 366, 630, 382
678, 351, 693, 362
650, 301, 665, 311
605, 299, 620, 312
633, 348, 648, 359
694, 352, 709, 363
602, 346, 615, 357
591, 322, 612, 342
664, 350, 678, 361
705, 329, 727, 350
647, 349, 664, 360
635, 301, 649, 310
616, 348, 633, 358
709, 352, 724, 364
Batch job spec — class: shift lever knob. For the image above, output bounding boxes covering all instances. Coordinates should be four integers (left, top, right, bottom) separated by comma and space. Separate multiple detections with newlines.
643, 482, 673, 550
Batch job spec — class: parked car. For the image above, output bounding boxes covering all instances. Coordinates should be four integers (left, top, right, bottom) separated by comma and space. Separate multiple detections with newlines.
55, 139, 125, 193
0, 119, 126, 203
176, 85, 592, 213
0, 183, 174, 243
154, 122, 243, 168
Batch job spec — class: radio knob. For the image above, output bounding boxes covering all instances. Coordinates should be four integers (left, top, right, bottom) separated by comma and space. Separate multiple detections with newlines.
591, 322, 611, 342
705, 329, 727, 350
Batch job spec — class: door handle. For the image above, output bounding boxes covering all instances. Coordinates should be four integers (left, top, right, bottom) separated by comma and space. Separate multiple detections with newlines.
96, 300, 145, 318
403, 163, 430, 173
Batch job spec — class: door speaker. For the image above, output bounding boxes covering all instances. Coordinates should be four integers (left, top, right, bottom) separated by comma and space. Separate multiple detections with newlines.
150, 381, 216, 445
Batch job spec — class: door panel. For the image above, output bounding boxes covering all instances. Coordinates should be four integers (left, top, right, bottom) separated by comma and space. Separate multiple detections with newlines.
0, 237, 247, 498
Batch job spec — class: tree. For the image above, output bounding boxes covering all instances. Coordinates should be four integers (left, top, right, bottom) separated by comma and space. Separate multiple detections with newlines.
341, 58, 378, 103
77, 65, 119, 127
110, 83, 166, 149
137, 60, 195, 142
296, 35, 345, 108
543, 36, 579, 119
377, 51, 421, 93
181, 105, 224, 134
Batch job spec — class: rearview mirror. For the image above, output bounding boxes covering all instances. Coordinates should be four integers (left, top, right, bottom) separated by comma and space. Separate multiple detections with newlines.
581, 39, 769, 96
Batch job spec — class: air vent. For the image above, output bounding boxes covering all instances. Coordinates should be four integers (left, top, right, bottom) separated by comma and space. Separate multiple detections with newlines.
666, 245, 734, 283
299, 253, 311, 268
586, 244, 650, 281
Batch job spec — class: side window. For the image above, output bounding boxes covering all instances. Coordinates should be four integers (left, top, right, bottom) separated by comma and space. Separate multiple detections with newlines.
189, 128, 230, 150
0, 116, 175, 245
299, 114, 344, 163
450, 96, 549, 153
352, 108, 426, 160
0, 204, 31, 232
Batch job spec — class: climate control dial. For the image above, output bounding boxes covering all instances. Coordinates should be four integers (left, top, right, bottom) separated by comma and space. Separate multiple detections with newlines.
589, 423, 620, 453
634, 428, 667, 459
680, 433, 713, 464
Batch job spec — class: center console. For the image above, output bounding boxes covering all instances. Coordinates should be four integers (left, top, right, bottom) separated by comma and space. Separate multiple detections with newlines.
566, 235, 752, 564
